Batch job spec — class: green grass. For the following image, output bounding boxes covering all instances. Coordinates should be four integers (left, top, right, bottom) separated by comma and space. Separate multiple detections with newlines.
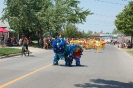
127, 49, 133, 55
0, 48, 21, 56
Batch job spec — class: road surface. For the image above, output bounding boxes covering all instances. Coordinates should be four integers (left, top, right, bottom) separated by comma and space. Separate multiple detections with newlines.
0, 44, 133, 88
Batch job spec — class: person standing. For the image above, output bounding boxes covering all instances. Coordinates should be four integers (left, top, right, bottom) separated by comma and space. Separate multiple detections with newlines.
1, 33, 4, 47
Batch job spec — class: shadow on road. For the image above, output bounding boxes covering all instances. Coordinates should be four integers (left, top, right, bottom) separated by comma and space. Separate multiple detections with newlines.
21, 55, 36, 57
75, 78, 133, 88
59, 64, 88, 67
28, 55, 36, 57
94, 52, 103, 53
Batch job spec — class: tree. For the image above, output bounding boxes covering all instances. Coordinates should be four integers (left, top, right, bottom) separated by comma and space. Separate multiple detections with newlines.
115, 1, 133, 36
1, 0, 53, 37
63, 23, 78, 38
94, 32, 97, 34
87, 30, 93, 36
1, 0, 93, 37
49, 0, 93, 37
106, 32, 109, 34
115, 1, 133, 47
112, 28, 122, 34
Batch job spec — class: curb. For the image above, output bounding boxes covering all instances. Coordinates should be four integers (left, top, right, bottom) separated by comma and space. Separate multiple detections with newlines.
0, 52, 32, 59
0, 53, 21, 59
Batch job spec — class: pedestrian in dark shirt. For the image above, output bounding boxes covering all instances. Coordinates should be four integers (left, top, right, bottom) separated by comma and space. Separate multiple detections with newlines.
1, 33, 4, 47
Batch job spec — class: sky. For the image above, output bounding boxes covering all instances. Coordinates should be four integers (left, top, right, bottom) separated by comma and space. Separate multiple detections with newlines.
0, 0, 132, 33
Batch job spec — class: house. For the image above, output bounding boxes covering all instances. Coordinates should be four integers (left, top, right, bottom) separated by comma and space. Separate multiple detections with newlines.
88, 31, 102, 39
88, 31, 115, 43
0, 20, 19, 41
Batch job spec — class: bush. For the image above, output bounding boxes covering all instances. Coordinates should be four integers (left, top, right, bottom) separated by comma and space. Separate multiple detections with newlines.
30, 36, 39, 41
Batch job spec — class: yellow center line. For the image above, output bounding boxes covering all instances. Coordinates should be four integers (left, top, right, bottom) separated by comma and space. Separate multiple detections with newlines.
0, 64, 52, 88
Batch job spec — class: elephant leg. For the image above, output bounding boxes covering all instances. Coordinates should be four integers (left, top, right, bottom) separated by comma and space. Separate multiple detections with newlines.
53, 55, 60, 65
75, 58, 81, 66
65, 57, 73, 66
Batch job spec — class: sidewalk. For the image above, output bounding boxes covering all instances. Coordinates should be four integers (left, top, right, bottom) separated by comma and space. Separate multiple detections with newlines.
9, 46, 46, 53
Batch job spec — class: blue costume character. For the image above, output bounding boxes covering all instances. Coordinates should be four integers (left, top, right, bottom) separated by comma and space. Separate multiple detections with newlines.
52, 38, 83, 66
52, 38, 70, 66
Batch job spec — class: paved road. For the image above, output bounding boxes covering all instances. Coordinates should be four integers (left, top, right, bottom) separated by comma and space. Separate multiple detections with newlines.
0, 44, 133, 88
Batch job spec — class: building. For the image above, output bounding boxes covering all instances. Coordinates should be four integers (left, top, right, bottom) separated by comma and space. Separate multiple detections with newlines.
89, 31, 118, 43
0, 20, 19, 41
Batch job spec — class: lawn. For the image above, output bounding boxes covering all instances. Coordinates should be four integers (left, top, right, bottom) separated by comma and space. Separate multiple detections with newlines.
0, 48, 21, 56
122, 48, 133, 55
127, 49, 133, 55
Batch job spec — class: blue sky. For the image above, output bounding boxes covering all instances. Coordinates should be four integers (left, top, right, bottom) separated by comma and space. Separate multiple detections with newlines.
76, 0, 132, 33
0, 0, 132, 33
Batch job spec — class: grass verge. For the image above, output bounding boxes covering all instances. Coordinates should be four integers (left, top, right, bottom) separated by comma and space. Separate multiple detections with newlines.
122, 48, 133, 55
127, 49, 133, 55
0, 48, 21, 56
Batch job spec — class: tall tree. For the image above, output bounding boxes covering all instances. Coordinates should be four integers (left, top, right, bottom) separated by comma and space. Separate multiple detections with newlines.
112, 28, 122, 34
115, 1, 133, 36
63, 23, 78, 38
87, 30, 93, 36
0, 0, 53, 38
50, 0, 93, 36
1, 0, 93, 37
115, 1, 133, 47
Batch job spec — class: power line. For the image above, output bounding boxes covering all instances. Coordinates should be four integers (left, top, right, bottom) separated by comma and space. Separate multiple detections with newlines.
122, 0, 133, 2
94, 0, 127, 5
87, 19, 114, 24
86, 23, 114, 26
92, 14, 116, 17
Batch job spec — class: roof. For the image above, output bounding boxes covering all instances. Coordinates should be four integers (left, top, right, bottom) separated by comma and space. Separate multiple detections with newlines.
0, 20, 10, 28
89, 33, 101, 37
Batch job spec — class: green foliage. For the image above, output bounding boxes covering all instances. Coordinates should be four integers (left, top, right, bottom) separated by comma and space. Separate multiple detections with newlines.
63, 23, 79, 38
106, 32, 109, 34
30, 36, 39, 41
94, 32, 97, 34
1, 0, 93, 36
29, 43, 40, 48
87, 30, 93, 36
79, 30, 88, 38
112, 28, 122, 34
63, 25, 93, 38
127, 50, 133, 55
115, 1, 133, 36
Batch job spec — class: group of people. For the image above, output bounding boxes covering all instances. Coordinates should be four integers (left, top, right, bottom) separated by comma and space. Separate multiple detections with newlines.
69, 38, 106, 52
0, 33, 18, 47
40, 36, 55, 49
5, 37, 18, 46
117, 39, 131, 48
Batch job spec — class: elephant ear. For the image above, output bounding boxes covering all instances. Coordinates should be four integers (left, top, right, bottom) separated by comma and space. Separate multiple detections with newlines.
52, 38, 66, 49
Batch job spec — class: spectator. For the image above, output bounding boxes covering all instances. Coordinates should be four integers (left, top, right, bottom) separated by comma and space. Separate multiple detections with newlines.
1, 33, 4, 47
39, 37, 43, 48
13, 37, 17, 45
28, 37, 32, 44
